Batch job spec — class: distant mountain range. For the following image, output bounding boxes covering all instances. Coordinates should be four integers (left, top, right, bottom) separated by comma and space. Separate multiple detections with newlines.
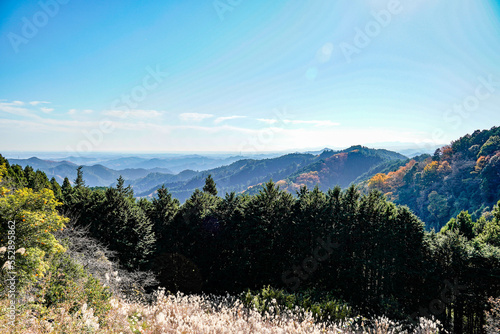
128, 146, 408, 202
7, 154, 275, 187
6, 146, 409, 201
83, 155, 247, 173
7, 157, 173, 187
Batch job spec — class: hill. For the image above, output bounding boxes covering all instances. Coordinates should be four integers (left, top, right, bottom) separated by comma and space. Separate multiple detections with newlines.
363, 126, 500, 230
270, 146, 407, 193
135, 153, 319, 200
135, 146, 407, 201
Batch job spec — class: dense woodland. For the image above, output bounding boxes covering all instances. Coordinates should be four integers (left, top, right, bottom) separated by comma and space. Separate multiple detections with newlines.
364, 127, 500, 231
1, 128, 500, 333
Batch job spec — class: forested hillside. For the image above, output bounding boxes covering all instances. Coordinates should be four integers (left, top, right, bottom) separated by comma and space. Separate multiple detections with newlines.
135, 146, 407, 201
364, 127, 500, 231
134, 153, 317, 199
273, 146, 406, 193
1, 150, 500, 333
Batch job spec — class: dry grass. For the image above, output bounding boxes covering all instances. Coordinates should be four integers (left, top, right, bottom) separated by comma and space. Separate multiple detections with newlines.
1, 288, 446, 334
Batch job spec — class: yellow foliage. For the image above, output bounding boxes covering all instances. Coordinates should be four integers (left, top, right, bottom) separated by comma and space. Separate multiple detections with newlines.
0, 163, 6, 183
0, 164, 7, 194
475, 156, 487, 172
0, 187, 68, 289
368, 173, 389, 192
423, 161, 439, 174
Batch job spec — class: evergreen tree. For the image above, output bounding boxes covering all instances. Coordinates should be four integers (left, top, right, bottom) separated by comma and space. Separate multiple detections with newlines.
242, 180, 294, 288
90, 187, 155, 269
147, 185, 180, 253
8, 164, 27, 188
155, 188, 219, 292
478, 201, 500, 247
24, 165, 35, 189
74, 166, 85, 188
441, 211, 475, 240
203, 174, 218, 196
20, 166, 51, 191
478, 135, 500, 156
34, 170, 51, 191
50, 177, 63, 200
62, 177, 72, 198
116, 175, 133, 198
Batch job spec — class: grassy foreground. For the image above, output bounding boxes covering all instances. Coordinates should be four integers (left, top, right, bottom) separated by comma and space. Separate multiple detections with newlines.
1, 288, 449, 334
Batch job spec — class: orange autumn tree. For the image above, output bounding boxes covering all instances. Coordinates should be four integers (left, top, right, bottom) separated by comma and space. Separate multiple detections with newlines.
295, 171, 320, 187
368, 160, 417, 194
386, 160, 417, 189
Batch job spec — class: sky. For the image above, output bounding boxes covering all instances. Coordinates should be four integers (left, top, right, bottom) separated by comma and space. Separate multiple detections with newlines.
1, 0, 500, 154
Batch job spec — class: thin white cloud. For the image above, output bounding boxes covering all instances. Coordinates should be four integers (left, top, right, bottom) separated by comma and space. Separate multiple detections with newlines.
283, 120, 340, 127
0, 118, 101, 133
103, 109, 162, 119
0, 101, 34, 117
257, 118, 339, 127
67, 108, 95, 115
179, 112, 213, 122
214, 115, 246, 124
40, 107, 54, 113
0, 100, 56, 117
257, 118, 278, 125
169, 124, 257, 134
0, 117, 164, 134
29, 101, 50, 106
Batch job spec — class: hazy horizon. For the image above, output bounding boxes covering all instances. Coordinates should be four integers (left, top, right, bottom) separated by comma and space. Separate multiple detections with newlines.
2, 141, 439, 160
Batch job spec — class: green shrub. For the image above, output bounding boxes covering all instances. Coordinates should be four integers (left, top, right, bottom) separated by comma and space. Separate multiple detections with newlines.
84, 275, 112, 320
241, 286, 353, 322
37, 252, 111, 324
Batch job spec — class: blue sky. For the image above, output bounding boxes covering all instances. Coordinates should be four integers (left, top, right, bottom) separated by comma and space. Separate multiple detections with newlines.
1, 0, 500, 153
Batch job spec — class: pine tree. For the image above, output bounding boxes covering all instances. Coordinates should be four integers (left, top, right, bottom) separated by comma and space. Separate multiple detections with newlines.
74, 166, 85, 188
90, 187, 155, 269
203, 174, 218, 196
116, 175, 133, 197
148, 185, 179, 253
34, 170, 51, 191
24, 166, 35, 189
50, 177, 63, 200
62, 177, 72, 195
